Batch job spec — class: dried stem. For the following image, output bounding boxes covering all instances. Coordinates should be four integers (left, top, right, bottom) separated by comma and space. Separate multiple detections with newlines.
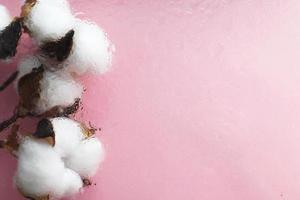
0, 111, 20, 133
0, 71, 18, 92
0, 98, 81, 133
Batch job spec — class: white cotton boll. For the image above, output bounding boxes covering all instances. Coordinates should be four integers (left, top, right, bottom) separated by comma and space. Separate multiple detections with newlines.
65, 137, 105, 178
16, 56, 41, 84
0, 5, 11, 31
51, 117, 85, 158
24, 0, 75, 44
15, 138, 62, 197
60, 168, 83, 197
67, 20, 112, 75
36, 70, 83, 114
15, 137, 83, 198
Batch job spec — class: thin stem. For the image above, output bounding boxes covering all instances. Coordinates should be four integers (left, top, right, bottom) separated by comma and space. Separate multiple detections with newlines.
0, 71, 18, 92
0, 112, 20, 132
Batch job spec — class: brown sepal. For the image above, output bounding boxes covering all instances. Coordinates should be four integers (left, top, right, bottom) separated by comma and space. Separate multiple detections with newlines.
21, 0, 37, 18
80, 123, 96, 138
83, 178, 92, 187
33, 118, 55, 146
0, 124, 21, 156
0, 18, 23, 59
18, 66, 44, 114
41, 30, 75, 62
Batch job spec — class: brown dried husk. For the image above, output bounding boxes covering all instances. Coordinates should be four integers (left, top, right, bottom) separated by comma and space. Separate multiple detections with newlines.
0, 19, 23, 59
0, 124, 20, 155
80, 123, 96, 138
18, 66, 44, 116
41, 30, 75, 62
21, 0, 37, 18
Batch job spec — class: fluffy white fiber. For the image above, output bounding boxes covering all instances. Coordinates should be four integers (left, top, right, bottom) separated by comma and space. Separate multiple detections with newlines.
16, 55, 83, 114
15, 137, 83, 199
24, 0, 75, 44
16, 56, 42, 83
0, 4, 11, 31
66, 20, 112, 75
2, 0, 109, 198
65, 137, 104, 178
36, 70, 83, 114
22, 0, 112, 75
50, 117, 85, 158
51, 118, 105, 178
15, 118, 104, 199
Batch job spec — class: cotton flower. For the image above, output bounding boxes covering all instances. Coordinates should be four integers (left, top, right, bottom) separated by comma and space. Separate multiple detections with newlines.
0, 56, 83, 132
34, 117, 105, 178
14, 117, 105, 199
35, 117, 104, 178
16, 56, 83, 116
66, 20, 112, 75
21, 0, 113, 74
23, 0, 75, 44
36, 69, 83, 115
35, 117, 86, 157
15, 137, 83, 199
50, 118, 105, 178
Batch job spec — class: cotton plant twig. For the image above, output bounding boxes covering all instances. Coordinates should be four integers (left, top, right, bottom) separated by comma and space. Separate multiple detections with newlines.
0, 111, 21, 133
0, 66, 45, 132
0, 98, 81, 133
0, 0, 111, 199
14, 117, 103, 199
0, 71, 18, 92
0, 118, 96, 200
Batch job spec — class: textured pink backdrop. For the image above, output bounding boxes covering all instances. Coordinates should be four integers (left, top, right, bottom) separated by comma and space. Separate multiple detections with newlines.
1, 0, 300, 199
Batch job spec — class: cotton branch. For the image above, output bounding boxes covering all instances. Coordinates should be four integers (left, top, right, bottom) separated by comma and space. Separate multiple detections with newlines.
0, 71, 18, 92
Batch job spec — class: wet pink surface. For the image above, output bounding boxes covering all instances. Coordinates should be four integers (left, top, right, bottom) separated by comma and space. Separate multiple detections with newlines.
1, 0, 300, 199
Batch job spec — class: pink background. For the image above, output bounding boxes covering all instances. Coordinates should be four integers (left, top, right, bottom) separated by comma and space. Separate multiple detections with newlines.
1, 0, 300, 199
